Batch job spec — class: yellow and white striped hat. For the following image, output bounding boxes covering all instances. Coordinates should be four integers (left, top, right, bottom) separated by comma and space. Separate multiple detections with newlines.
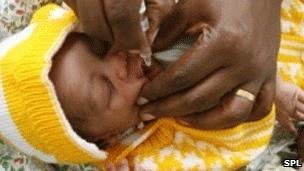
0, 4, 106, 168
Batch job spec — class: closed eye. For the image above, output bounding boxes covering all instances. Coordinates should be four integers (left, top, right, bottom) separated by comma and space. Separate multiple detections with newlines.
100, 75, 115, 103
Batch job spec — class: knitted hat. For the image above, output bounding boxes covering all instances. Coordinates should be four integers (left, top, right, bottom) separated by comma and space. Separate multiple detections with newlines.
0, 4, 106, 167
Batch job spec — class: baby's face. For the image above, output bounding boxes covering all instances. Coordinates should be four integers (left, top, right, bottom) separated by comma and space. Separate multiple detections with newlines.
50, 34, 146, 147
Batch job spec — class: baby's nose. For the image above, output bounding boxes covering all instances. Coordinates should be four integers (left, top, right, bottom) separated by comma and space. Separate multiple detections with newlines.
105, 52, 128, 80
106, 52, 145, 80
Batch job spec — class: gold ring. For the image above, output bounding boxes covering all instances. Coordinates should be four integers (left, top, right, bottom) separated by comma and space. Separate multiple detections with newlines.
235, 89, 256, 102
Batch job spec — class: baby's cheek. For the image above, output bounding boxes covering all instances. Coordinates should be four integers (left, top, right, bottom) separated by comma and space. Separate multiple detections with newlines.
110, 101, 140, 130
107, 97, 140, 129
77, 100, 140, 145
114, 79, 145, 107
105, 78, 145, 133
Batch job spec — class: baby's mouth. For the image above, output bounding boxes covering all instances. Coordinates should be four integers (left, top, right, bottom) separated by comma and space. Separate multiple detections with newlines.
126, 53, 163, 81
126, 54, 145, 79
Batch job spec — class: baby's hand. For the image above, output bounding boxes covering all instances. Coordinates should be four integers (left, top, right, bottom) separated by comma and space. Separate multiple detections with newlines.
276, 76, 304, 134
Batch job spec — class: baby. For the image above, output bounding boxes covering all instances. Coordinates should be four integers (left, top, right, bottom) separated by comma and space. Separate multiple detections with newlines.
49, 33, 148, 148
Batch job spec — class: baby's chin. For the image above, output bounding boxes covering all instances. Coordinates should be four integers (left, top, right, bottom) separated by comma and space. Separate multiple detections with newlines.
94, 110, 141, 149
103, 125, 144, 149
98, 118, 143, 149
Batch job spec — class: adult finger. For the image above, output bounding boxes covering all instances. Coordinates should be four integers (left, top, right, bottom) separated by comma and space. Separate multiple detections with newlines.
140, 31, 231, 102
139, 67, 239, 120
72, 0, 113, 41
104, 0, 151, 59
248, 76, 275, 121
152, 0, 213, 50
179, 81, 261, 129
145, 0, 176, 44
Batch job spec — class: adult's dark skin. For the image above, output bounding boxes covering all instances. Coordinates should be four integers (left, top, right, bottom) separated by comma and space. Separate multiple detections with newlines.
64, 0, 282, 130
139, 0, 282, 129
64, 0, 146, 54
64, 0, 175, 58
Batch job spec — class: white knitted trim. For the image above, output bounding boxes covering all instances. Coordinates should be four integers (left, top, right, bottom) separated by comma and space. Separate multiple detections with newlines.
43, 7, 107, 160
0, 77, 57, 162
0, 24, 36, 59
279, 48, 303, 57
0, 6, 107, 161
281, 39, 304, 48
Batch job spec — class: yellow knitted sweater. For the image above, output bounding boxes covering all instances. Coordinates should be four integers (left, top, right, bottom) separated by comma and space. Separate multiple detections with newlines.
279, 0, 304, 86
5, 2, 303, 171
0, 4, 106, 169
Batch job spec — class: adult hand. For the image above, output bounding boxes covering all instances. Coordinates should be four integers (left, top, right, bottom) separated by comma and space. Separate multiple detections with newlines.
64, 0, 148, 55
64, 0, 175, 62
139, 0, 282, 129
145, 0, 176, 43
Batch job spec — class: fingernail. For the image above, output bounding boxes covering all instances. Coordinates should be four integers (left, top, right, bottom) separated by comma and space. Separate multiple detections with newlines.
139, 1, 146, 14
128, 49, 140, 55
137, 96, 149, 105
137, 122, 145, 129
140, 51, 152, 66
141, 113, 155, 121
128, 49, 152, 66
177, 119, 190, 126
